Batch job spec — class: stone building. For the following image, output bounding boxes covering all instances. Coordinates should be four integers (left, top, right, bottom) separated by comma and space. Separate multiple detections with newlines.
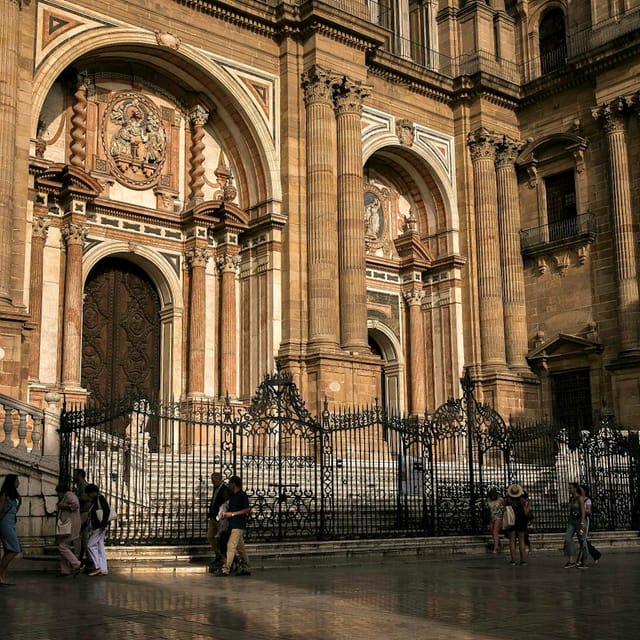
1, 0, 639, 439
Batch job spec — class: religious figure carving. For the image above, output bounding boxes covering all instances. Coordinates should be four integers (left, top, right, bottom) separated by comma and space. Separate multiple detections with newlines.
102, 92, 167, 189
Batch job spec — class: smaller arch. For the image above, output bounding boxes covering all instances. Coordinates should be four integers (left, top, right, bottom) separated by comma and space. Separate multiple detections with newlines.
368, 319, 406, 414
537, 5, 568, 74
82, 241, 183, 312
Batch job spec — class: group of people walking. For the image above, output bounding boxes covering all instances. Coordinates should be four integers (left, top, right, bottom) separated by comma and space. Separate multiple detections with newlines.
485, 481, 602, 568
0, 469, 113, 584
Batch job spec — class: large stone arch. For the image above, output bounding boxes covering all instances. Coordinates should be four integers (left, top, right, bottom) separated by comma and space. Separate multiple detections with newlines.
31, 28, 281, 207
82, 241, 184, 400
362, 135, 459, 255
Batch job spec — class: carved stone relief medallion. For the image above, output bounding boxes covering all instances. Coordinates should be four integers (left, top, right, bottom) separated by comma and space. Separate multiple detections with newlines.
364, 183, 392, 256
101, 92, 167, 190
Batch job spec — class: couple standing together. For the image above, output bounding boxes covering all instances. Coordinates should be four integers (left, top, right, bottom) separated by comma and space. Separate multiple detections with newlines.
207, 474, 251, 577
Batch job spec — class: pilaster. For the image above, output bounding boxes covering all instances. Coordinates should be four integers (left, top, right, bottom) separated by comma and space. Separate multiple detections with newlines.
185, 247, 210, 397
404, 288, 426, 415
28, 215, 50, 381
188, 105, 209, 206
217, 253, 240, 399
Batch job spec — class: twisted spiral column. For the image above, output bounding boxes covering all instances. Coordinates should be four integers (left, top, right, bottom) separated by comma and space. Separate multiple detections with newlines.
188, 106, 209, 205
69, 72, 89, 168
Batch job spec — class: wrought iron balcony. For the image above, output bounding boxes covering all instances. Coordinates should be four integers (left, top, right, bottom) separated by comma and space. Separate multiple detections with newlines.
520, 212, 596, 253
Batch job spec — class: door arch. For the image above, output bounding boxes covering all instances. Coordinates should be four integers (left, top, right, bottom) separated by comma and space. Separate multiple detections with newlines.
82, 257, 161, 415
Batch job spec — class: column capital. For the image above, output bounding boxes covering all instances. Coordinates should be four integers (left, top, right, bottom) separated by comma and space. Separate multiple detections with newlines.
403, 288, 425, 306
301, 65, 336, 106
61, 222, 87, 246
495, 135, 523, 168
32, 216, 50, 240
188, 105, 210, 128
185, 246, 210, 268
216, 254, 241, 274
592, 99, 628, 135
467, 127, 497, 161
333, 78, 370, 116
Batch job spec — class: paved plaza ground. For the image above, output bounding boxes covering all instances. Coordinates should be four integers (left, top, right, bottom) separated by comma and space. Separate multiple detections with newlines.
1, 551, 638, 639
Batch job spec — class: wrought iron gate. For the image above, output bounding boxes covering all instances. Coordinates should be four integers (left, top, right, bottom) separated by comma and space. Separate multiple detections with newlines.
59, 370, 640, 545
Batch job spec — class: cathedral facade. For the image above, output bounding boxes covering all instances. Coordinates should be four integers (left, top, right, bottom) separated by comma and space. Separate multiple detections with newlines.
1, 0, 639, 428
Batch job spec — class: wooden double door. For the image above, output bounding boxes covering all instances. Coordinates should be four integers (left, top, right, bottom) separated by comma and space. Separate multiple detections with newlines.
81, 258, 161, 422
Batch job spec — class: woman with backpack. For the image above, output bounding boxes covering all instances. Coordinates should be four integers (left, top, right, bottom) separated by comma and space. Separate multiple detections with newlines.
563, 482, 586, 568
85, 484, 111, 576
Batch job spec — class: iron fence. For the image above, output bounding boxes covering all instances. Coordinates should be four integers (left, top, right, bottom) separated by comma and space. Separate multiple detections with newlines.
59, 370, 640, 545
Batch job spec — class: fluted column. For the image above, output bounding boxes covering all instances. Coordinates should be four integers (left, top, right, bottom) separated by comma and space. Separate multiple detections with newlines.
186, 247, 209, 396
593, 103, 640, 355
61, 223, 88, 387
468, 128, 506, 367
69, 72, 89, 168
335, 78, 370, 351
28, 215, 50, 380
302, 66, 340, 349
188, 105, 209, 205
495, 136, 528, 368
404, 289, 426, 414
0, 0, 23, 303
217, 253, 240, 398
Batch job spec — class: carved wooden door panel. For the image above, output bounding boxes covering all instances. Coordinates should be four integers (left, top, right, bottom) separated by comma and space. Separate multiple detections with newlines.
82, 258, 161, 414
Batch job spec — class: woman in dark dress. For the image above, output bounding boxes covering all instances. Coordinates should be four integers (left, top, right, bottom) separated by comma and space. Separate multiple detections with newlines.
504, 483, 530, 566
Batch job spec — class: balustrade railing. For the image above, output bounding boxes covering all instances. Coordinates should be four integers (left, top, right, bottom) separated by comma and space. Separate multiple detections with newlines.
0, 393, 60, 463
520, 212, 596, 252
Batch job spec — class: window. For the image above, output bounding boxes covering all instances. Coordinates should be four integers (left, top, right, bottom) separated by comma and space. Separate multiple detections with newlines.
552, 369, 593, 431
544, 171, 577, 241
539, 8, 567, 74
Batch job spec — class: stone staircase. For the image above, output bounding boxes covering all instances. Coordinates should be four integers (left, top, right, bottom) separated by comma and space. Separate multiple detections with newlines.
15, 530, 640, 574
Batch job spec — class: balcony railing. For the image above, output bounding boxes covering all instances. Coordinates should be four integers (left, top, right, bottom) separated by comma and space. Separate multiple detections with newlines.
520, 212, 596, 252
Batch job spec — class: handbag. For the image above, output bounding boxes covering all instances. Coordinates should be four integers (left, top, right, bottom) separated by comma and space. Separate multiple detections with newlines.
503, 505, 516, 529
95, 499, 117, 524
56, 516, 72, 537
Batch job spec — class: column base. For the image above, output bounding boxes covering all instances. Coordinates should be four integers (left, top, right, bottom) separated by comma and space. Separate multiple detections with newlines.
305, 350, 383, 417
472, 368, 540, 418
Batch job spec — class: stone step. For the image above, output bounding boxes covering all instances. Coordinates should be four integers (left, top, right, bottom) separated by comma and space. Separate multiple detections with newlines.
14, 530, 640, 574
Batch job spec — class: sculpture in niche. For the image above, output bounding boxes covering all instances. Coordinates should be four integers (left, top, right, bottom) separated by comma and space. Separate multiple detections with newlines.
364, 190, 384, 239
102, 92, 167, 190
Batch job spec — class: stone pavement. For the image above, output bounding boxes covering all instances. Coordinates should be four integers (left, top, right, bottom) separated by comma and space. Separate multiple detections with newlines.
1, 551, 638, 639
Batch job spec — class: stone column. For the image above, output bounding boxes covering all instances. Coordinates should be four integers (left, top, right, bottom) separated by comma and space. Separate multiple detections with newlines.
69, 72, 89, 168
188, 105, 209, 206
467, 128, 506, 367
61, 223, 88, 387
495, 136, 528, 368
594, 103, 640, 355
301, 66, 340, 349
186, 247, 209, 397
334, 78, 370, 351
28, 215, 50, 380
217, 253, 240, 398
404, 289, 426, 414
0, 0, 23, 303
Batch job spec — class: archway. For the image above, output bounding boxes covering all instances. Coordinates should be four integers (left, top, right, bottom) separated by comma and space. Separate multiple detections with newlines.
82, 257, 161, 442
368, 322, 405, 415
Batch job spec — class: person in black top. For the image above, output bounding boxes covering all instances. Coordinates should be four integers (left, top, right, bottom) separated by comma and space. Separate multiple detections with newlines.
214, 476, 251, 577
207, 472, 230, 570
85, 484, 111, 577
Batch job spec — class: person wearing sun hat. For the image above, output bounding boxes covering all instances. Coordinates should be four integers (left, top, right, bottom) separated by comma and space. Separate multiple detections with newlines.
504, 483, 530, 566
